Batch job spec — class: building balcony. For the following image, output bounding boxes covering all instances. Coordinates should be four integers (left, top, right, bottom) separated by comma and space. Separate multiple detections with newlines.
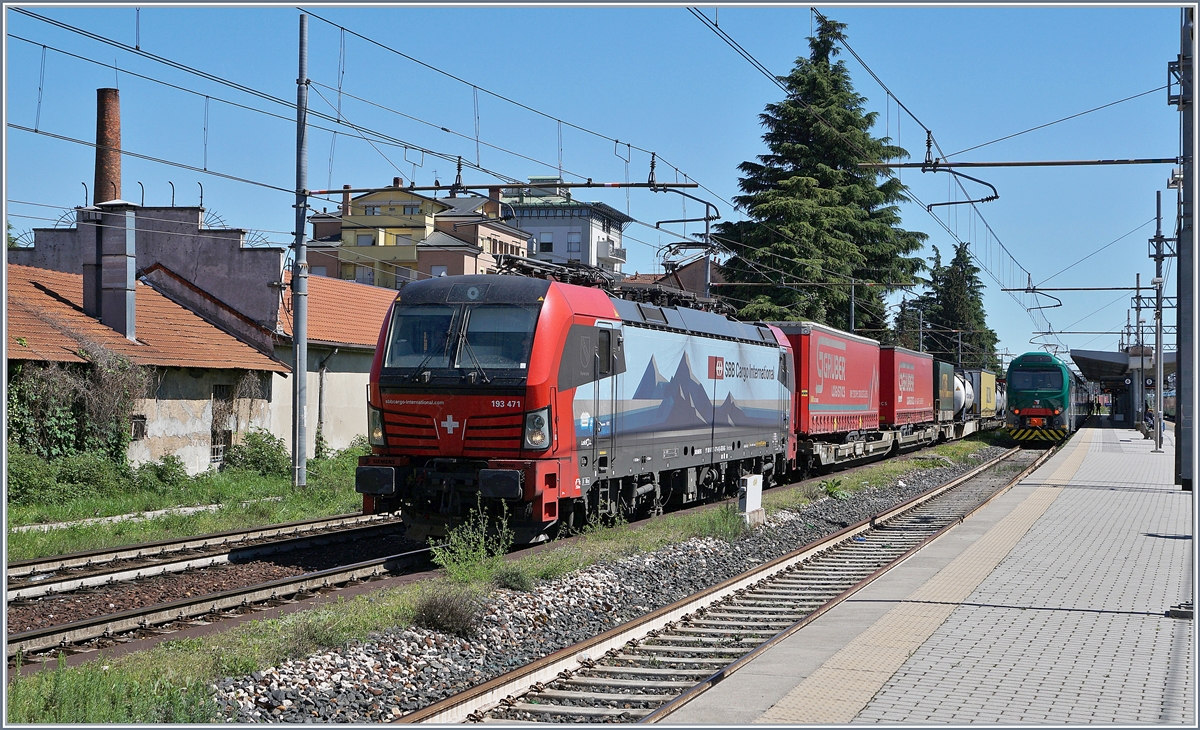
596, 239, 627, 263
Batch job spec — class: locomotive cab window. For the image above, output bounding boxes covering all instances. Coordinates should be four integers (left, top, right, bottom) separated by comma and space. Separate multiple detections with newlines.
385, 302, 540, 375
1009, 370, 1063, 391
384, 304, 457, 369
598, 329, 612, 376
454, 304, 539, 370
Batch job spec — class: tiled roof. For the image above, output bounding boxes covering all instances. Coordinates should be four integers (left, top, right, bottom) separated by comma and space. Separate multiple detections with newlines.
7, 264, 289, 372
279, 273, 396, 349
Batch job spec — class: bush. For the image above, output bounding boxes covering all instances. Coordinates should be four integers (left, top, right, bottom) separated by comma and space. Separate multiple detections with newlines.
135, 455, 190, 492
223, 429, 290, 477
493, 563, 534, 592
411, 584, 484, 638
694, 504, 748, 542
54, 451, 132, 497
430, 499, 514, 584
820, 478, 850, 500
7, 447, 58, 505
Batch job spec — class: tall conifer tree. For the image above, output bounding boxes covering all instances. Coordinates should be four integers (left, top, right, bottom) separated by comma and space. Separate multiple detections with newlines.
716, 15, 926, 330
902, 243, 999, 369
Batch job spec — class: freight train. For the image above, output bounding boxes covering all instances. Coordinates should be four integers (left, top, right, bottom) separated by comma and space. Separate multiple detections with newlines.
1004, 351, 1088, 441
355, 273, 1009, 543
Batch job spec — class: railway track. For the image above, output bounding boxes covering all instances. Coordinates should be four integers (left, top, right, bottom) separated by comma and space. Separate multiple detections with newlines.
7, 513, 398, 601
7, 543, 435, 662
396, 444, 1056, 724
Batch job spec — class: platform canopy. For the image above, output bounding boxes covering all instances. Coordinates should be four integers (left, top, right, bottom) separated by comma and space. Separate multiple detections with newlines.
1070, 349, 1176, 389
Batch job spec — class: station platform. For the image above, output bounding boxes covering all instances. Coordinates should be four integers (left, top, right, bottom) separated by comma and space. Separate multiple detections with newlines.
664, 425, 1194, 725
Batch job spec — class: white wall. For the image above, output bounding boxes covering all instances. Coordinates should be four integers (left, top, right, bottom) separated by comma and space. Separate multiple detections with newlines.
271, 344, 374, 455
126, 368, 271, 475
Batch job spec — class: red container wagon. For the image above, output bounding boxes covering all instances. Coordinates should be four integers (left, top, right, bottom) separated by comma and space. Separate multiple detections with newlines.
879, 346, 935, 426
772, 322, 880, 437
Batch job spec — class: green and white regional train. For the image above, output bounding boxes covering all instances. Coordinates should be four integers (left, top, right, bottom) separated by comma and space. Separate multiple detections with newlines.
1004, 352, 1088, 442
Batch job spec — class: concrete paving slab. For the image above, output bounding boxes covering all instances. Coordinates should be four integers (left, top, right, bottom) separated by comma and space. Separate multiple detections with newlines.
663, 426, 1193, 725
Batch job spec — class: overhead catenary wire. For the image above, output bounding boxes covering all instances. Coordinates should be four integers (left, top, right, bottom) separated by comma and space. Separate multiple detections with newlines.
9, 12, 531, 189
944, 86, 1169, 158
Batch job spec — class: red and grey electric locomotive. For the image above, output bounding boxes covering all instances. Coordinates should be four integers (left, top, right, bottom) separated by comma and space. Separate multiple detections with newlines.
356, 273, 1014, 543
356, 274, 790, 543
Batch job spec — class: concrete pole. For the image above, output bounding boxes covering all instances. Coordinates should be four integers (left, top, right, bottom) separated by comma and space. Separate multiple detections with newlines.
1155, 192, 1166, 452
918, 310, 924, 352
1136, 273, 1143, 420
1176, 7, 1194, 490
292, 14, 310, 488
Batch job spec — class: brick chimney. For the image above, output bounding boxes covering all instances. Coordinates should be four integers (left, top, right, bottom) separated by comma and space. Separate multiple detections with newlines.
486, 186, 502, 218
94, 88, 121, 204
341, 184, 352, 217
82, 87, 137, 340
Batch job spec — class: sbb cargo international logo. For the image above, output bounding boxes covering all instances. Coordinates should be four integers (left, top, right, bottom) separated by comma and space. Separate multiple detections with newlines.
708, 356, 724, 380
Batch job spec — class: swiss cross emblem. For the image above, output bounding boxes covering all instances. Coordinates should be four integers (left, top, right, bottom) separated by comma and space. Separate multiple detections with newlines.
708, 356, 724, 380
440, 415, 460, 434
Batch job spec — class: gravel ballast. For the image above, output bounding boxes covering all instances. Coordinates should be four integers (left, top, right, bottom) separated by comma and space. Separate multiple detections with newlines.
216, 446, 1009, 723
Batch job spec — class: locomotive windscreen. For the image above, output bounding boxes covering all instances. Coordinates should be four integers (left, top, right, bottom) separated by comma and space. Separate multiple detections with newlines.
1009, 370, 1063, 390
384, 302, 539, 375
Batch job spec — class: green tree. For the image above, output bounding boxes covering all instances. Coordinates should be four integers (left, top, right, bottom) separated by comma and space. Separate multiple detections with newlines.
7, 220, 19, 249
899, 243, 998, 369
716, 15, 926, 330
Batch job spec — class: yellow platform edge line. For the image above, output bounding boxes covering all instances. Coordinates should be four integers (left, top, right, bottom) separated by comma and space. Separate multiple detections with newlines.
754, 429, 1093, 724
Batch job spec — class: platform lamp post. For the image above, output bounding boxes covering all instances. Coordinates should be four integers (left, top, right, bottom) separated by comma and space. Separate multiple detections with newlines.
1153, 275, 1165, 452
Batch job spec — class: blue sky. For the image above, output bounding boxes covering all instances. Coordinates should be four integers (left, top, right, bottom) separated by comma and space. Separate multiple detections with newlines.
3, 4, 1184, 367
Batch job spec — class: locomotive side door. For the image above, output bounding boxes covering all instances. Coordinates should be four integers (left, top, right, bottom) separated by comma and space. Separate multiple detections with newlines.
593, 323, 617, 477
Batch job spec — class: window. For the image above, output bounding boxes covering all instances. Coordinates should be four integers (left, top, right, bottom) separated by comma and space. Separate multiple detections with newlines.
1010, 370, 1064, 391
454, 304, 540, 370
602, 218, 612, 234
431, 265, 448, 278
130, 414, 147, 441
356, 233, 374, 247
364, 206, 381, 216
385, 304, 458, 368
340, 263, 356, 280
598, 329, 612, 376
403, 204, 421, 215
213, 384, 232, 401
211, 429, 233, 464
567, 232, 581, 252
539, 232, 554, 253
311, 265, 327, 277
356, 265, 375, 285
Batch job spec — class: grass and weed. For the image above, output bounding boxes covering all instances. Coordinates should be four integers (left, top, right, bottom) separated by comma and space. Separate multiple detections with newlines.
7, 433, 1000, 723
7, 436, 368, 561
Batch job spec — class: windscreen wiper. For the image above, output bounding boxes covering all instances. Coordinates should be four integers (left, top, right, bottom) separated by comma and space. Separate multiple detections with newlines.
410, 332, 450, 382
457, 334, 492, 385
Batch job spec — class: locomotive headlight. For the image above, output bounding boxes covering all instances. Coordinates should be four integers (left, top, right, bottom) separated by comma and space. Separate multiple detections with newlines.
368, 405, 386, 446
1011, 408, 1020, 415
524, 407, 551, 450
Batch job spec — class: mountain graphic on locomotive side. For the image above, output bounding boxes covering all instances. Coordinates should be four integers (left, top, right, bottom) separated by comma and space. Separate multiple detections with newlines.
355, 273, 1019, 543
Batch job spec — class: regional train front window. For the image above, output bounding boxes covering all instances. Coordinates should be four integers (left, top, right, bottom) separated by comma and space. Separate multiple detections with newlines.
1010, 370, 1063, 390
454, 304, 539, 370
384, 304, 457, 369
